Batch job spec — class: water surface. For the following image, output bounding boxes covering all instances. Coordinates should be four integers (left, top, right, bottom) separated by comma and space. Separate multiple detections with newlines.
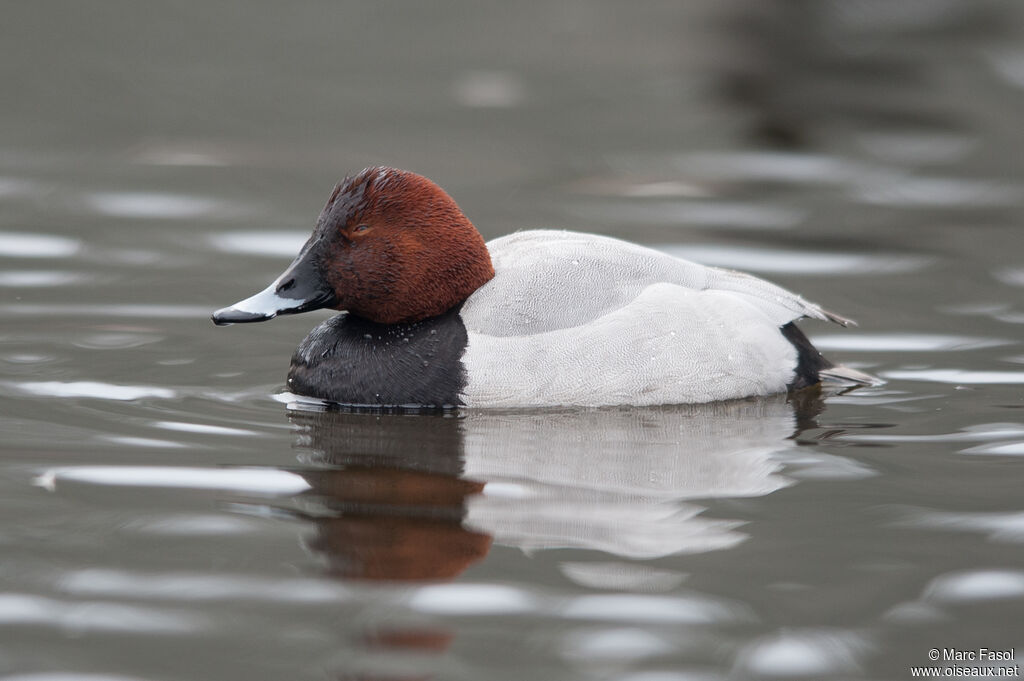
3, 2, 1024, 680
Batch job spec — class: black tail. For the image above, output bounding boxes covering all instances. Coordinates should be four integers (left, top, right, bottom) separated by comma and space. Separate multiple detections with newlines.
781, 322, 833, 390
782, 322, 882, 389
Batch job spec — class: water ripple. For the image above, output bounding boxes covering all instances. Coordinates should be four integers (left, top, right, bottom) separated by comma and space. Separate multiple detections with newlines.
558, 562, 687, 592
561, 627, 673, 661
923, 570, 1024, 603
573, 201, 804, 230
0, 593, 204, 633
72, 333, 163, 350
84, 192, 228, 220
897, 508, 1024, 543
853, 176, 1019, 207
0, 232, 81, 258
33, 466, 311, 495
408, 583, 536, 615
121, 513, 264, 536
0, 176, 42, 199
840, 422, 1024, 444
152, 421, 258, 437
102, 436, 185, 449
812, 334, 1014, 352
405, 584, 752, 624
994, 268, 1024, 287
0, 304, 211, 318
0, 271, 85, 287
673, 151, 869, 185
735, 630, 868, 677
987, 48, 1024, 90
14, 381, 176, 401
59, 569, 348, 603
884, 369, 1024, 384
961, 441, 1024, 456
561, 593, 750, 624
209, 231, 306, 257
858, 132, 974, 164
656, 244, 930, 275
617, 673, 723, 681
774, 451, 876, 480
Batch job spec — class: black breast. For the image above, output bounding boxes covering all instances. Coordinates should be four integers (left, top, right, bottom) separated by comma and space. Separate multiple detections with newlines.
287, 307, 469, 407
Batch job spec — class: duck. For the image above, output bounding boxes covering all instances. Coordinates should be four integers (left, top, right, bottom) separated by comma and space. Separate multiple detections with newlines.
211, 166, 875, 408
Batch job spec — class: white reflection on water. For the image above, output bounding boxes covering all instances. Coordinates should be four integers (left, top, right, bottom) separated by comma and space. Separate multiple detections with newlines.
15, 381, 175, 400
773, 451, 875, 480
884, 369, 1024, 384
102, 436, 185, 449
15, 381, 176, 400
209, 231, 306, 257
558, 562, 687, 592
674, 151, 1019, 207
0, 232, 81, 258
812, 333, 1014, 352
881, 601, 950, 625
572, 201, 804, 230
570, 177, 706, 199
0, 271, 84, 287
961, 441, 1024, 456
132, 145, 230, 167
292, 398, 870, 563
994, 268, 1024, 287
656, 244, 930, 275
33, 466, 311, 495
853, 176, 1019, 207
923, 569, 1024, 603
460, 402, 796, 558
59, 569, 347, 603
561, 627, 673, 661
405, 584, 751, 624
940, 302, 1024, 326
897, 508, 1024, 543
407, 583, 536, 615
0, 176, 40, 199
735, 630, 868, 677
121, 513, 263, 536
152, 421, 258, 437
84, 192, 226, 219
561, 593, 749, 624
1, 353, 54, 364
0, 592, 204, 634
674, 151, 869, 185
0, 304, 211, 318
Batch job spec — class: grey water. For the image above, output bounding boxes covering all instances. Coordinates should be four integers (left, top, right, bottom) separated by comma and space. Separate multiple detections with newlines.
3, 1, 1024, 680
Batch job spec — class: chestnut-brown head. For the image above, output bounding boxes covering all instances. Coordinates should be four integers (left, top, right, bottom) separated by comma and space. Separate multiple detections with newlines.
212, 167, 495, 326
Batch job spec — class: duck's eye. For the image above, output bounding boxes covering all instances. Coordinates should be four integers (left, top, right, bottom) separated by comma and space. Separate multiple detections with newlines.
354, 224, 370, 234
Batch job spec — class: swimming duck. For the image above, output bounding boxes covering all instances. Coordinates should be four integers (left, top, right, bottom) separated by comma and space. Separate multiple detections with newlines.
212, 167, 873, 407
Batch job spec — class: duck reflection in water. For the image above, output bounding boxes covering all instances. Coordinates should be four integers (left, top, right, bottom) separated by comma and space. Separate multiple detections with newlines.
292, 411, 491, 581
277, 392, 828, 678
